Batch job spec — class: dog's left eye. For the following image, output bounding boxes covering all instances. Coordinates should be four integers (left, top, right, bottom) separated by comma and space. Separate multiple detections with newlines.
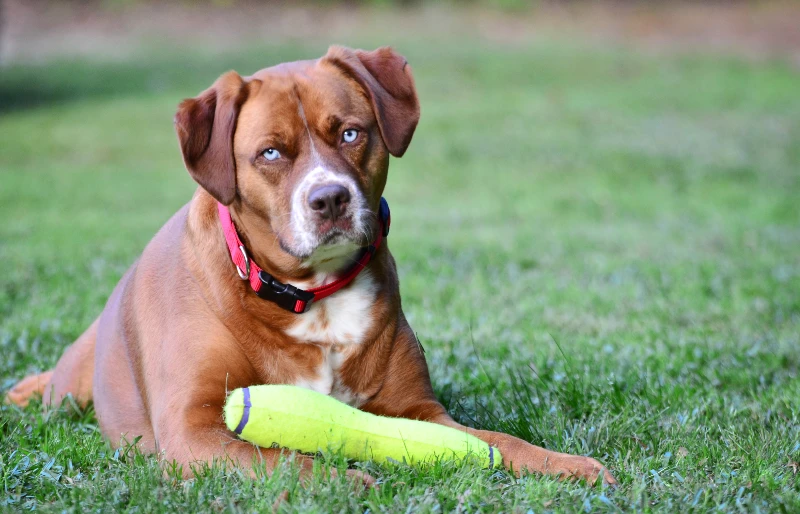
342, 129, 359, 144
262, 148, 280, 161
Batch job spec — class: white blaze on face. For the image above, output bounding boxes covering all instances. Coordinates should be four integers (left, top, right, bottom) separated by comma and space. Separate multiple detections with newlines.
285, 269, 377, 406
287, 90, 367, 259
288, 165, 365, 258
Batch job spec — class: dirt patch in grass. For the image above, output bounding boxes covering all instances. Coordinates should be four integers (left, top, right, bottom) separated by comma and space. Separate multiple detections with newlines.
2, 0, 800, 65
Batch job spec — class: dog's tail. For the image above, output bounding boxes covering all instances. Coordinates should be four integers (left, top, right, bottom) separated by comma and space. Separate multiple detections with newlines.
5, 318, 98, 408
5, 371, 54, 407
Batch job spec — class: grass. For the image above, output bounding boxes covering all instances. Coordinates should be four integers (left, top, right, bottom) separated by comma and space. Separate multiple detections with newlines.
1, 33, 799, 512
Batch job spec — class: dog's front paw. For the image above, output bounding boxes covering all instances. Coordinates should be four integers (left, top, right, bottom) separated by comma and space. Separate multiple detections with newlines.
326, 468, 377, 490
505, 448, 617, 486
558, 455, 617, 486
344, 469, 377, 489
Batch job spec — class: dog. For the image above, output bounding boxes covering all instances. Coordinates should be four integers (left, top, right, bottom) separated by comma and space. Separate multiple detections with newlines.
7, 46, 615, 486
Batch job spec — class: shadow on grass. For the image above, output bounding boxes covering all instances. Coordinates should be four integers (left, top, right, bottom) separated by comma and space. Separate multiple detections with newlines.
0, 46, 316, 113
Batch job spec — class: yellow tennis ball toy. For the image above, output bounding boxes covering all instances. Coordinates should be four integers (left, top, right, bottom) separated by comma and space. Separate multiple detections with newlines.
224, 385, 500, 468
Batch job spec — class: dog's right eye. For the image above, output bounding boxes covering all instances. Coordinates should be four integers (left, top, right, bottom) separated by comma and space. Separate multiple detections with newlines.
262, 148, 281, 161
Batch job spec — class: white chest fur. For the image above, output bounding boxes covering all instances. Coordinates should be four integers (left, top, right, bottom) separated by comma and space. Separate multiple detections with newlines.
284, 269, 377, 405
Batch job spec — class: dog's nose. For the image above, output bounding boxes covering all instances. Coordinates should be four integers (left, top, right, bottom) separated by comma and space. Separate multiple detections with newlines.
308, 184, 351, 221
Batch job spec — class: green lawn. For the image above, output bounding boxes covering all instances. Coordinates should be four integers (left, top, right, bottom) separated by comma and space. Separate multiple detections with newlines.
1, 35, 799, 512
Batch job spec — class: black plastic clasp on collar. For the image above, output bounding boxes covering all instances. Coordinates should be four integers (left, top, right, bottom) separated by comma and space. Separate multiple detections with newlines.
256, 271, 315, 313
379, 197, 391, 237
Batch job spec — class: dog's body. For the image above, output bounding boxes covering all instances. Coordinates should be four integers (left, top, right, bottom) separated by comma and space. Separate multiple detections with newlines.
8, 46, 614, 486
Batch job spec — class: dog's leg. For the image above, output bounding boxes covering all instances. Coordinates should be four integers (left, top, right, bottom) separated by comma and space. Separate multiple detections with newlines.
430, 414, 617, 485
365, 395, 616, 485
6, 318, 98, 408
359, 329, 617, 485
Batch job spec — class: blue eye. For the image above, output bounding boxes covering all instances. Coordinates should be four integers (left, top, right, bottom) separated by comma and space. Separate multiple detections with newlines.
342, 129, 359, 143
262, 148, 280, 161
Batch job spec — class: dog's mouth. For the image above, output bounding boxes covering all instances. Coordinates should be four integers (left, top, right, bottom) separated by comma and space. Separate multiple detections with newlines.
278, 212, 375, 263
317, 217, 354, 238
315, 218, 373, 251
318, 230, 348, 246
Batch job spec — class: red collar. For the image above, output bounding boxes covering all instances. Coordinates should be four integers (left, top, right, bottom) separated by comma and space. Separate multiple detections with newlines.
217, 198, 390, 313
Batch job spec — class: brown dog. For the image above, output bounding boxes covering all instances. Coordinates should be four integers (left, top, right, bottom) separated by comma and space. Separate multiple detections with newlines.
7, 46, 615, 486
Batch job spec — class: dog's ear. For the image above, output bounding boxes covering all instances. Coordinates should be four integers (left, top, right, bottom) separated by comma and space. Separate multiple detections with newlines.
174, 71, 248, 205
324, 46, 420, 157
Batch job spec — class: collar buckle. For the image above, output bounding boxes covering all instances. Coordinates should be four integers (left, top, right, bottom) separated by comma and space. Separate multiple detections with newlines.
256, 271, 315, 313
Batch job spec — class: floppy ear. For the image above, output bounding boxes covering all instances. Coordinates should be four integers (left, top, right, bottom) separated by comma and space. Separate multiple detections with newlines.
174, 71, 248, 205
324, 46, 420, 157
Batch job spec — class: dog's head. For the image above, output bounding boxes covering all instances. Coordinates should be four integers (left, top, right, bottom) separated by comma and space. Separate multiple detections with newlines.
174, 46, 419, 270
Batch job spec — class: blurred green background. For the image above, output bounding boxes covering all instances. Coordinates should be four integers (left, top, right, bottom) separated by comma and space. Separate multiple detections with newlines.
1, 1, 799, 512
